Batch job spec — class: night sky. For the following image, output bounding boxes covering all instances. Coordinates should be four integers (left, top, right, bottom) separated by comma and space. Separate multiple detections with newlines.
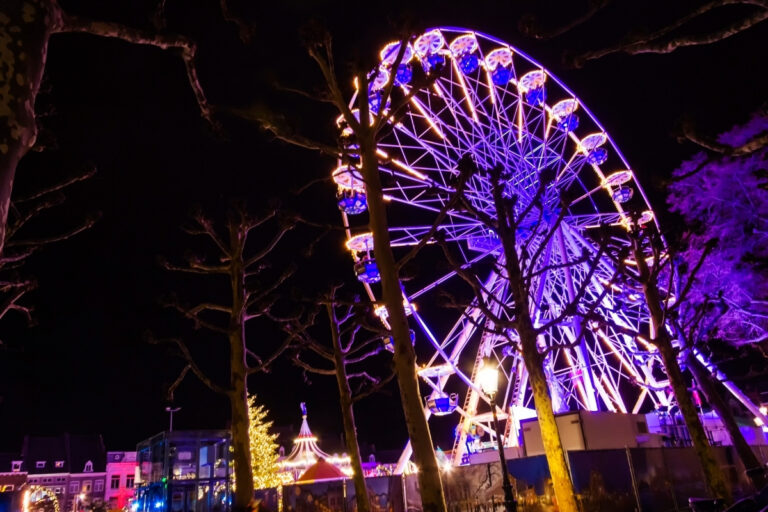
1, 1, 766, 456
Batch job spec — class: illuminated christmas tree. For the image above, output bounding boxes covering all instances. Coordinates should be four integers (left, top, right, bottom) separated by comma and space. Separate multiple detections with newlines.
248, 396, 283, 489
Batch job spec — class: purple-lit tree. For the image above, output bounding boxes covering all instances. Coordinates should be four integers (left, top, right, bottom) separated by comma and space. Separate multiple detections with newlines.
668, 111, 768, 348
155, 205, 297, 511
667, 111, 768, 488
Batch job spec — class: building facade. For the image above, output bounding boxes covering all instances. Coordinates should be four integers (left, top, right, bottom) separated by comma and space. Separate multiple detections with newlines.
21, 434, 107, 512
105, 452, 137, 510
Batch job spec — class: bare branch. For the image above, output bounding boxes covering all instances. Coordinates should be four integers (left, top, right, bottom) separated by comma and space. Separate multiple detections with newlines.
148, 336, 230, 394
571, 1, 768, 66
55, 13, 218, 129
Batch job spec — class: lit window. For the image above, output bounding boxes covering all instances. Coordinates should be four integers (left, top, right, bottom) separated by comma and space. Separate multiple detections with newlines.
3, 485, 15, 492
84, 461, 93, 473
11, 461, 21, 472
36, 461, 46, 469
55, 461, 65, 469
83, 481, 92, 492
55, 488, 61, 494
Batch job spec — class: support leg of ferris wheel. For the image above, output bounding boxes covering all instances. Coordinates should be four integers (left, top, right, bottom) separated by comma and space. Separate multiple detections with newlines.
693, 348, 768, 426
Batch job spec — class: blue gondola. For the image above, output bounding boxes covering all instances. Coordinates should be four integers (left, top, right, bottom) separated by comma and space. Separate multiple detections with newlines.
427, 393, 459, 416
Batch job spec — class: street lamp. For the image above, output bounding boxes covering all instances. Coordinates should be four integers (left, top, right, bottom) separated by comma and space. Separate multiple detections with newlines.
165, 406, 181, 432
478, 358, 517, 512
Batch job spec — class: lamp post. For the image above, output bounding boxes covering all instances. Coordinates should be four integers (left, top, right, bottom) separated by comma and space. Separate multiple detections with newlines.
478, 358, 517, 512
165, 406, 181, 432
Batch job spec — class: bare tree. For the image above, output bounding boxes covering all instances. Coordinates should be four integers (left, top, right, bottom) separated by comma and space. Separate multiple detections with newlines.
242, 27, 450, 512
154, 205, 296, 511
519, 0, 768, 68
1, 0, 217, 256
595, 225, 732, 501
431, 159, 625, 512
286, 286, 394, 512
0, 167, 96, 341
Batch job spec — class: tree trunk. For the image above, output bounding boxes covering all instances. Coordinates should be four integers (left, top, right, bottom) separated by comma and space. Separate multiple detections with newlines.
0, 0, 59, 254
520, 336, 579, 512
492, 170, 579, 512
632, 239, 732, 502
686, 352, 767, 489
229, 229, 254, 511
357, 113, 447, 511
327, 305, 372, 512
658, 341, 732, 501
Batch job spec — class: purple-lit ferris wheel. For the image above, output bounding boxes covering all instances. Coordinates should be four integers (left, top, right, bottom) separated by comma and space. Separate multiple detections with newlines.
330, 28, 758, 469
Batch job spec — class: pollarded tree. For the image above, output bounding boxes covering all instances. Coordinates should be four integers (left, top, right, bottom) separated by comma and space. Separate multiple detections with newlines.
434, 159, 622, 512
155, 204, 297, 511
286, 286, 394, 512
248, 395, 283, 490
601, 223, 732, 501
249, 28, 450, 512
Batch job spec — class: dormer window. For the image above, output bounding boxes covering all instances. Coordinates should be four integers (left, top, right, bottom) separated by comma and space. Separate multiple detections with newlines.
11, 461, 21, 472
84, 461, 93, 473
36, 461, 46, 469
55, 461, 64, 469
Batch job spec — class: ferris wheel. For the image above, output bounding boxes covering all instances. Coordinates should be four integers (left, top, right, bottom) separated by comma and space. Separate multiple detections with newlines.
330, 28, 754, 469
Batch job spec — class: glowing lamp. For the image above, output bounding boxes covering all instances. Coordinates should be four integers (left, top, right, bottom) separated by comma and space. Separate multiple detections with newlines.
478, 358, 499, 396
760, 406, 767, 415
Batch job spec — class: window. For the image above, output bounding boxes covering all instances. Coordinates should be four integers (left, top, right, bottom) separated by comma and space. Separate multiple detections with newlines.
70, 482, 79, 494
94, 480, 103, 492
55, 461, 65, 469
36, 461, 46, 469
11, 461, 21, 472
125, 476, 134, 489
2, 485, 15, 492
84, 461, 93, 473
110, 475, 120, 490
83, 481, 92, 492
43, 478, 52, 484
54, 488, 61, 495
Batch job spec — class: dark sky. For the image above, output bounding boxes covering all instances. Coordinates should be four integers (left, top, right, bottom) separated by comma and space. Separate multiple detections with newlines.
1, 0, 766, 456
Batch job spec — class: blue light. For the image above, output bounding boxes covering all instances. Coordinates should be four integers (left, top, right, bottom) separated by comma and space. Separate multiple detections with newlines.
557, 113, 579, 132
458, 53, 479, 74
525, 86, 546, 106
337, 189, 367, 215
395, 64, 413, 86
490, 65, 512, 86
586, 147, 608, 165
368, 90, 382, 114
422, 53, 445, 74
153, 501, 163, 510
612, 186, 633, 203
354, 258, 380, 283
